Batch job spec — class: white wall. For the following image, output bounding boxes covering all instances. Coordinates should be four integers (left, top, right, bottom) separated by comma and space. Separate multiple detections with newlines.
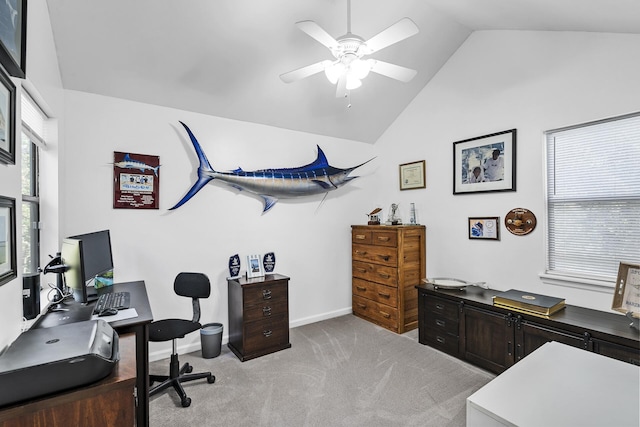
374, 30, 640, 311
61, 91, 377, 358
0, 0, 63, 351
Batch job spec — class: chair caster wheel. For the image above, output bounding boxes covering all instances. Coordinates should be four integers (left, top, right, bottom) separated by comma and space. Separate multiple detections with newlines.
181, 397, 191, 407
207, 374, 216, 384
185, 364, 193, 373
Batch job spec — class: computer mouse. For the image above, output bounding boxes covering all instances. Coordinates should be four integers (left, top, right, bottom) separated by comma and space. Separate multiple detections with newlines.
98, 308, 118, 317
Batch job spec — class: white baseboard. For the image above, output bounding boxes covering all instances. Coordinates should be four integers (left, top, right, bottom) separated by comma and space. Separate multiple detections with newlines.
148, 307, 353, 362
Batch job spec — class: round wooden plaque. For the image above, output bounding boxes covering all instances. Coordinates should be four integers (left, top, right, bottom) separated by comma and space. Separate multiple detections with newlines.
504, 208, 537, 236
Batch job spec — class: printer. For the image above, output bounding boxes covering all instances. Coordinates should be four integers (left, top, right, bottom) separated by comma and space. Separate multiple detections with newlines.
0, 319, 119, 407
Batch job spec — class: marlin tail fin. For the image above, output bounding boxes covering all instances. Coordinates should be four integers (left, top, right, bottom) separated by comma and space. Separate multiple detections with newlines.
169, 122, 216, 210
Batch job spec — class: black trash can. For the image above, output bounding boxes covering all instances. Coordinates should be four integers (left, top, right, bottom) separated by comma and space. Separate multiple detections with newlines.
200, 323, 223, 359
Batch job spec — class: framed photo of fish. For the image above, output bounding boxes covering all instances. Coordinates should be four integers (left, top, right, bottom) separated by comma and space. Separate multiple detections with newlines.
113, 151, 161, 209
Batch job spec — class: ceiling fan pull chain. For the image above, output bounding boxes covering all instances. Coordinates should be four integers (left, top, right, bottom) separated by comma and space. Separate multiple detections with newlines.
346, 90, 352, 109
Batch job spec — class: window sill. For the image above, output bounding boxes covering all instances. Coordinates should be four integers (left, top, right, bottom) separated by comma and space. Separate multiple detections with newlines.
539, 272, 614, 294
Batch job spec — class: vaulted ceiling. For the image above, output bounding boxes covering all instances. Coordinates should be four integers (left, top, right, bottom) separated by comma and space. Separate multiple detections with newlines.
46, 0, 640, 143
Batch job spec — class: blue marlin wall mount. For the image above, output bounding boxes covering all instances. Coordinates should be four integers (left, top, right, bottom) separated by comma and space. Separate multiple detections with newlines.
170, 122, 374, 213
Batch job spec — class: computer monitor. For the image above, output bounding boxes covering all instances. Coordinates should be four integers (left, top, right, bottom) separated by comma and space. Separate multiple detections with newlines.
60, 238, 87, 303
62, 230, 114, 303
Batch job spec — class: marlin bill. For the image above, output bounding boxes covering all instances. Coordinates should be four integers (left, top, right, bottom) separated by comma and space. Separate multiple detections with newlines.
171, 122, 373, 213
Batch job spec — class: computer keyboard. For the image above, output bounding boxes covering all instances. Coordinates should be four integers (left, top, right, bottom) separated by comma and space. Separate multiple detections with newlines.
93, 291, 131, 314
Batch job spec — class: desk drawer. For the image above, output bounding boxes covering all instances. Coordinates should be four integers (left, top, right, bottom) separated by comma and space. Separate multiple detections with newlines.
371, 230, 397, 247
244, 316, 289, 353
424, 328, 459, 355
424, 312, 459, 335
243, 282, 288, 307
424, 296, 459, 321
352, 229, 373, 245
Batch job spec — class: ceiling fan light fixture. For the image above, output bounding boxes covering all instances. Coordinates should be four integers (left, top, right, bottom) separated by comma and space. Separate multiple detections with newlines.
324, 63, 345, 84
346, 75, 362, 90
350, 59, 372, 80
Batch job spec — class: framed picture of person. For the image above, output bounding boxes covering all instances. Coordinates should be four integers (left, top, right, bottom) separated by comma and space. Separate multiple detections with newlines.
453, 129, 516, 195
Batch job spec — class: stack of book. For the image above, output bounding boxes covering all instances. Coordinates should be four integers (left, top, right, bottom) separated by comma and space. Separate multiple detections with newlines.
493, 289, 565, 318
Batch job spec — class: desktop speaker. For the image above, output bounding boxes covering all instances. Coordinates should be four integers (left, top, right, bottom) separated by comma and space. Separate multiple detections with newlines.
22, 274, 41, 320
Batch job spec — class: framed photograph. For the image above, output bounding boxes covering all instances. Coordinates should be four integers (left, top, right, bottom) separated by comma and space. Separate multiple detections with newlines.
0, 66, 16, 164
399, 160, 426, 190
468, 217, 500, 240
246, 254, 265, 279
0, 196, 17, 286
0, 0, 27, 78
612, 262, 640, 318
453, 129, 516, 195
113, 152, 160, 209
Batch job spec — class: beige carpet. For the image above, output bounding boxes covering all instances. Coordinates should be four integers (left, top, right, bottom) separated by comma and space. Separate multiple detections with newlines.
149, 314, 494, 427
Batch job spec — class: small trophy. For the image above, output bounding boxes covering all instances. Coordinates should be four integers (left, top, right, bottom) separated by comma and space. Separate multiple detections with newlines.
263, 252, 276, 273
228, 254, 241, 278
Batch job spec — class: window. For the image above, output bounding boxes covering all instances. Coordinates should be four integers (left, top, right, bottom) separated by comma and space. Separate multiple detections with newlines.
545, 112, 640, 287
21, 94, 47, 275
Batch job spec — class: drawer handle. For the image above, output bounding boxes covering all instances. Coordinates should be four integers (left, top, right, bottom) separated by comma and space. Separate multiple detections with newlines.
380, 311, 391, 318
355, 250, 368, 255
377, 236, 390, 242
378, 292, 390, 298
355, 234, 366, 240
378, 273, 391, 279
435, 319, 446, 327
263, 330, 273, 337
357, 303, 367, 309
435, 303, 444, 311
436, 336, 446, 344
263, 306, 272, 316
262, 290, 272, 300
356, 268, 367, 273
378, 255, 390, 261
356, 286, 367, 292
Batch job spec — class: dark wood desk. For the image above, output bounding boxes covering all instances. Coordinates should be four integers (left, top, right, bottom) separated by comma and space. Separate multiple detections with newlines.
30, 281, 153, 427
0, 333, 137, 426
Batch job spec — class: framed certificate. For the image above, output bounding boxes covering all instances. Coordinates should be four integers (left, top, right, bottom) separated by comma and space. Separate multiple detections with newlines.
612, 262, 640, 318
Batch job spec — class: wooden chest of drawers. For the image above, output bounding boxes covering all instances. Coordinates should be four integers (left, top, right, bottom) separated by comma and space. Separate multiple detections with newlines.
227, 274, 291, 361
351, 225, 426, 333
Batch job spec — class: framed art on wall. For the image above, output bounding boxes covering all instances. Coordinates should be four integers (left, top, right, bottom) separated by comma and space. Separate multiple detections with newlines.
0, 0, 27, 78
0, 196, 17, 286
399, 160, 425, 190
468, 217, 500, 240
0, 66, 16, 164
453, 129, 516, 195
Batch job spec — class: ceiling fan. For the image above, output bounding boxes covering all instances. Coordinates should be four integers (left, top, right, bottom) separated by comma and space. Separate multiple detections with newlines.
279, 0, 419, 98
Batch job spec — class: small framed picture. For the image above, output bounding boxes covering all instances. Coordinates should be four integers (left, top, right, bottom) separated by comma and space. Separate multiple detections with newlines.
453, 129, 516, 195
399, 160, 426, 190
246, 254, 265, 279
0, 195, 17, 286
612, 262, 640, 318
0, 67, 16, 165
468, 217, 500, 240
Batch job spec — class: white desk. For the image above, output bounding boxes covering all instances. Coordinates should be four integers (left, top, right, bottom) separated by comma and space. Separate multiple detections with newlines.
467, 341, 640, 427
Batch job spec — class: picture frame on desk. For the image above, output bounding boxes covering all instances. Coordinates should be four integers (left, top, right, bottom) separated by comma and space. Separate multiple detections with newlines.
246, 254, 264, 279
0, 0, 27, 78
0, 195, 16, 286
453, 129, 516, 195
612, 262, 640, 319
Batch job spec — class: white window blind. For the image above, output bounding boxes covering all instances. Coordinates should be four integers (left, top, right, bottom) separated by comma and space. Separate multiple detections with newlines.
546, 112, 640, 284
21, 93, 47, 147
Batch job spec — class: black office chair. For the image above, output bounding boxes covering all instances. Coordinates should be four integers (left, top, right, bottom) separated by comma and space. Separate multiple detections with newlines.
149, 272, 215, 407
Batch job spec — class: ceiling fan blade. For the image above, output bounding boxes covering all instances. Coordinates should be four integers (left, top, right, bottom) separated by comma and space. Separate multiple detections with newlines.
335, 74, 347, 98
295, 20, 339, 50
363, 17, 419, 54
370, 60, 417, 82
280, 60, 332, 83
